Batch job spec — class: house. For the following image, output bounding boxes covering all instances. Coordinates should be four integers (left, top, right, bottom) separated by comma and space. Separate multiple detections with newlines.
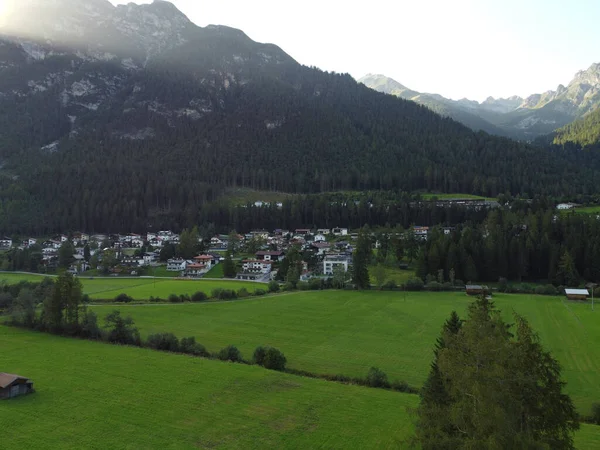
313, 234, 327, 243
0, 237, 12, 249
28, 238, 37, 247
317, 229, 331, 236
194, 255, 215, 268
255, 251, 285, 262
166, 259, 187, 271
556, 203, 577, 210
413, 226, 429, 240
210, 236, 227, 248
183, 263, 207, 277
311, 242, 331, 255
332, 227, 348, 236
236, 260, 273, 280
442, 227, 455, 235
323, 254, 351, 275
142, 252, 157, 266
60, 234, 69, 243
565, 289, 589, 301
0, 373, 34, 399
250, 230, 270, 240
295, 229, 311, 236
465, 285, 487, 296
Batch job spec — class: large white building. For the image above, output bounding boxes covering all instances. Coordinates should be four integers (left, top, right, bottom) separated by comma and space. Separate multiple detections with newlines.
323, 255, 351, 275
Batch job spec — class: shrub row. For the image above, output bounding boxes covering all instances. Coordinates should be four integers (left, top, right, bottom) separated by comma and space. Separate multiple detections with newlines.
112, 286, 276, 304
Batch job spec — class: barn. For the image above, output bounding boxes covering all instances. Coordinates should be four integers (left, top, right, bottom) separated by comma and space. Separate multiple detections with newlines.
0, 373, 34, 399
466, 285, 485, 296
565, 289, 589, 301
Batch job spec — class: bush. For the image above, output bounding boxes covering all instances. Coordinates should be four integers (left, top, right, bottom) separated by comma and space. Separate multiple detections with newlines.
383, 280, 397, 290
308, 278, 323, 290
191, 291, 208, 302
253, 346, 267, 365
146, 333, 179, 352
590, 403, 600, 425
534, 284, 559, 296
168, 294, 182, 303
425, 281, 443, 291
283, 281, 295, 291
263, 347, 287, 371
268, 281, 280, 293
297, 281, 310, 291
404, 277, 424, 291
254, 289, 267, 296
237, 287, 250, 298
180, 294, 191, 303
180, 337, 209, 357
80, 310, 102, 339
217, 345, 242, 362
212, 288, 237, 300
114, 293, 134, 303
366, 367, 388, 388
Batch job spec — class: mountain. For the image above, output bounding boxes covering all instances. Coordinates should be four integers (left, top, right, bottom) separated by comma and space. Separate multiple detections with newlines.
358, 74, 510, 137
0, 0, 599, 234
549, 107, 600, 149
360, 64, 600, 140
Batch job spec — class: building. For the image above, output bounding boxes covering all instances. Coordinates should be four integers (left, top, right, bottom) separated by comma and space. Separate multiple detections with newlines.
465, 285, 487, 296
194, 255, 215, 268
556, 203, 577, 210
236, 260, 273, 281
311, 242, 331, 255
0, 237, 12, 249
255, 251, 285, 262
323, 255, 351, 275
565, 289, 589, 301
332, 227, 348, 236
183, 263, 207, 277
166, 259, 187, 271
0, 373, 34, 399
413, 226, 429, 240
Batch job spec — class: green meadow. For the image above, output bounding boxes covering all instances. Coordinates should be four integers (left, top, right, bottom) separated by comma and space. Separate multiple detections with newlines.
0, 272, 265, 300
0, 326, 417, 449
92, 290, 600, 415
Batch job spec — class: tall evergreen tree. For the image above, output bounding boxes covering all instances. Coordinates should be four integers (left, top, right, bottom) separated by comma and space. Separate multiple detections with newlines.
222, 250, 236, 278
352, 228, 371, 289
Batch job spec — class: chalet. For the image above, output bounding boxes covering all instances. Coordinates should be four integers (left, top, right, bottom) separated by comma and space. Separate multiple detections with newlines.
166, 259, 187, 271
255, 251, 285, 262
413, 226, 429, 240
183, 263, 207, 277
148, 238, 163, 248
313, 234, 327, 243
323, 254, 351, 275
91, 234, 107, 243
73, 233, 89, 245
0, 237, 12, 249
142, 252, 157, 266
317, 228, 331, 236
332, 227, 348, 236
295, 229, 311, 236
565, 289, 589, 301
250, 230, 269, 240
0, 373, 34, 399
556, 203, 577, 210
28, 238, 37, 247
147, 232, 157, 242
237, 260, 272, 280
465, 285, 486, 296
311, 242, 331, 255
210, 236, 227, 248
194, 255, 215, 268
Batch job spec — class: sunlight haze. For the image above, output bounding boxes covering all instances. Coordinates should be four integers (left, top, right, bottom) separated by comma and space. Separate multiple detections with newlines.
109, 0, 600, 102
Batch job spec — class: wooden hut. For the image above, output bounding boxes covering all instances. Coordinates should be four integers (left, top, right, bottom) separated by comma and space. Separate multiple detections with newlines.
564, 289, 589, 301
0, 373, 34, 399
466, 285, 484, 296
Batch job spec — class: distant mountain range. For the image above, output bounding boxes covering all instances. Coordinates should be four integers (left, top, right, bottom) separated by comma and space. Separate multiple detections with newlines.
360, 64, 600, 140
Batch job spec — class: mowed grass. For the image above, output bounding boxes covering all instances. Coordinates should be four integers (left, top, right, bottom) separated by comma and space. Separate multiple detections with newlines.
419, 192, 495, 201
0, 272, 54, 284
574, 205, 600, 214
0, 326, 418, 449
368, 265, 415, 285
93, 291, 600, 415
82, 278, 264, 300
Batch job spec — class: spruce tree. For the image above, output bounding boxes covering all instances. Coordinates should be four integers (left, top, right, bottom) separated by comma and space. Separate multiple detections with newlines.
352, 228, 371, 289
223, 251, 236, 278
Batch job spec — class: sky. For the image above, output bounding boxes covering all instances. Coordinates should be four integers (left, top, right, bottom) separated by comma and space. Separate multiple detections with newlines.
112, 0, 599, 102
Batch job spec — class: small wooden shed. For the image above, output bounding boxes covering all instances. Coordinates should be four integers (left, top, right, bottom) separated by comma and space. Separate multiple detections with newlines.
0, 373, 34, 399
466, 285, 485, 296
565, 289, 589, 301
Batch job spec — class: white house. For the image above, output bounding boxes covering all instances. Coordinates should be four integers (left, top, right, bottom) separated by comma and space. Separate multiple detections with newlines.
142, 252, 157, 266
413, 226, 429, 240
332, 227, 348, 236
311, 242, 331, 255
255, 251, 285, 262
317, 229, 331, 236
147, 232, 157, 242
0, 237, 12, 249
241, 260, 273, 274
28, 238, 37, 247
183, 263, 208, 277
313, 234, 327, 242
193, 255, 215, 268
166, 259, 187, 271
557, 203, 577, 210
323, 255, 351, 275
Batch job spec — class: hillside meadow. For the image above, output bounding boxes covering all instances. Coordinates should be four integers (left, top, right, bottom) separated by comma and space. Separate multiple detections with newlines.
91, 290, 600, 415
0, 326, 417, 449
0, 272, 265, 300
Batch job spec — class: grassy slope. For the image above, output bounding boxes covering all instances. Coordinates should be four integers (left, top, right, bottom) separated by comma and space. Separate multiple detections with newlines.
0, 326, 417, 449
92, 291, 600, 415
419, 193, 495, 201
368, 265, 414, 285
0, 273, 265, 299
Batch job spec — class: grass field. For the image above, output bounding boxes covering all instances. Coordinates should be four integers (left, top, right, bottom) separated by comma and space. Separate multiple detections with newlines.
0, 326, 418, 449
0, 272, 265, 300
574, 205, 600, 214
368, 265, 414, 285
419, 192, 495, 201
92, 290, 600, 415
204, 263, 224, 278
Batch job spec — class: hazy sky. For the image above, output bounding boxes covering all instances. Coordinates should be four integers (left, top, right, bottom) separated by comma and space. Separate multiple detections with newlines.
111, 0, 600, 102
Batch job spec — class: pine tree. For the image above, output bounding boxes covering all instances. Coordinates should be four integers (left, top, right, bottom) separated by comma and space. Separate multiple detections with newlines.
222, 251, 236, 278
352, 228, 371, 289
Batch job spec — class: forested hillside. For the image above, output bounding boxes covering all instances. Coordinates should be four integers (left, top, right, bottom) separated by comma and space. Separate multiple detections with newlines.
552, 107, 600, 148
0, 0, 599, 234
